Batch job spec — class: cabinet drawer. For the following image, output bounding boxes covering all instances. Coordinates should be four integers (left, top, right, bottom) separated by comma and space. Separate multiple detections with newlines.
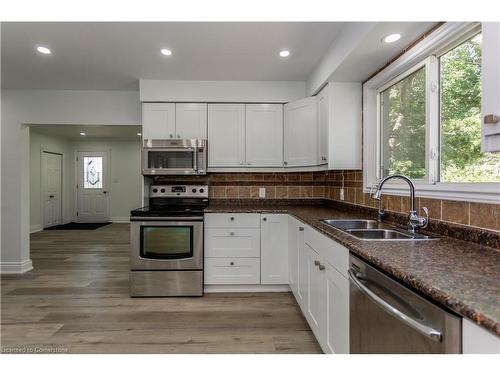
204, 258, 260, 284
304, 226, 349, 278
205, 228, 260, 258
205, 213, 260, 228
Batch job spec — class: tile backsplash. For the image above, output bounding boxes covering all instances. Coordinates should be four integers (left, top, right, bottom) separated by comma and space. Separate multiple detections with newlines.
154, 171, 499, 233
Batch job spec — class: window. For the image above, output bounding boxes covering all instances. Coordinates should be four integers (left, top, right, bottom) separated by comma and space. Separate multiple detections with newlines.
364, 23, 499, 202
381, 67, 426, 179
83, 156, 103, 189
439, 34, 500, 183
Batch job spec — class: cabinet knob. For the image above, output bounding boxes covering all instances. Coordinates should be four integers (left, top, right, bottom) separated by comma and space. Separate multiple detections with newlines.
262, 217, 267, 221
169, 134, 173, 138
230, 217, 235, 221
230, 231, 235, 236
230, 261, 235, 266
318, 264, 326, 271
298, 226, 304, 231
314, 260, 321, 266
284, 161, 288, 166
177, 134, 181, 138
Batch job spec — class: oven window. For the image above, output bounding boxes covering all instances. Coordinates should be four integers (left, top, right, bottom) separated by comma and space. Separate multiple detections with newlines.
140, 226, 193, 259
148, 151, 194, 169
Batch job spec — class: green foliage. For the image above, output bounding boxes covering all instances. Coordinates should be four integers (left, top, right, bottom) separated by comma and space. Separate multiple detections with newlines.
382, 33, 500, 183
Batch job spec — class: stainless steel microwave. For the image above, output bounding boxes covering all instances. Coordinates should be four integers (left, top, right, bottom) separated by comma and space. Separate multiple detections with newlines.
142, 139, 207, 175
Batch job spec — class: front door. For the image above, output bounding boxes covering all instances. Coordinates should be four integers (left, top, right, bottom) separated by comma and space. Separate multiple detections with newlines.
42, 151, 62, 228
77, 151, 110, 222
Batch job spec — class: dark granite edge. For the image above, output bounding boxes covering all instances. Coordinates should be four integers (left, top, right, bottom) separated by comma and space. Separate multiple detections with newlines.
205, 200, 500, 337
209, 198, 500, 249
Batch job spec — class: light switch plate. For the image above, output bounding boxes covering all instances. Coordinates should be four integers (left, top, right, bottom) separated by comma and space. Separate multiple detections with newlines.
259, 187, 266, 198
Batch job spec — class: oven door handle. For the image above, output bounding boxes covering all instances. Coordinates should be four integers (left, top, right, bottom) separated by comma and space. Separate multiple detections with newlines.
131, 216, 204, 221
348, 269, 442, 342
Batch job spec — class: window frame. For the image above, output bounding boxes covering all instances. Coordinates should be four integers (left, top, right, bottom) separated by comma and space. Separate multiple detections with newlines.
363, 22, 500, 204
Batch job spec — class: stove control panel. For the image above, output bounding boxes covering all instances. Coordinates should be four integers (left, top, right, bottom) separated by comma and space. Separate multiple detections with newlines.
150, 185, 209, 198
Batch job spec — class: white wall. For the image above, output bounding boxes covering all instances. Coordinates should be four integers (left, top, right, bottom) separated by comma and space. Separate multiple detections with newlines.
29, 130, 75, 232
72, 140, 142, 222
140, 80, 306, 103
1, 89, 141, 273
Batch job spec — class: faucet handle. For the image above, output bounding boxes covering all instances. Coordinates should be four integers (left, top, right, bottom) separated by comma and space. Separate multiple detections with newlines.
421, 206, 429, 229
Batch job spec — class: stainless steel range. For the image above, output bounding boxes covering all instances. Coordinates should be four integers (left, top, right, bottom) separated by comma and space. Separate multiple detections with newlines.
129, 184, 208, 297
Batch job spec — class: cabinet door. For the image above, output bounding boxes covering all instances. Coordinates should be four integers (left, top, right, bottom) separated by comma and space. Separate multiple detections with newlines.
261, 214, 288, 284
317, 87, 329, 165
324, 265, 349, 354
208, 104, 246, 167
288, 217, 299, 294
306, 245, 324, 342
481, 23, 500, 152
246, 104, 283, 167
297, 227, 308, 310
284, 97, 318, 167
142, 103, 176, 139
175, 103, 207, 139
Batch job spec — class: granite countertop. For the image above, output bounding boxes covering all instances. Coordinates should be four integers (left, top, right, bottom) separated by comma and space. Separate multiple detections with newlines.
205, 201, 500, 337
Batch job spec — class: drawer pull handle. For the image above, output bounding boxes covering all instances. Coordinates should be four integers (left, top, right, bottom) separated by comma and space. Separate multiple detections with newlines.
230, 261, 235, 266
230, 232, 235, 236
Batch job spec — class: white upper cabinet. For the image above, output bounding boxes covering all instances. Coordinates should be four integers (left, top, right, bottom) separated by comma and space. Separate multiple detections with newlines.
142, 103, 176, 139
175, 103, 207, 139
208, 104, 246, 167
261, 214, 289, 284
284, 97, 318, 167
328, 82, 362, 169
245, 104, 283, 167
481, 23, 500, 152
317, 87, 329, 165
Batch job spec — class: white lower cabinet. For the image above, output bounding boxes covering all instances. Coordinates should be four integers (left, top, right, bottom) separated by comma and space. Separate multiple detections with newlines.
463, 318, 500, 354
204, 228, 260, 258
261, 214, 288, 284
292, 221, 350, 353
204, 258, 260, 284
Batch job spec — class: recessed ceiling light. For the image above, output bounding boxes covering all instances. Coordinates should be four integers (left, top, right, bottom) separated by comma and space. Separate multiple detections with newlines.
382, 33, 401, 44
79, 132, 86, 136
279, 50, 290, 57
137, 132, 142, 136
160, 48, 172, 56
36, 46, 51, 55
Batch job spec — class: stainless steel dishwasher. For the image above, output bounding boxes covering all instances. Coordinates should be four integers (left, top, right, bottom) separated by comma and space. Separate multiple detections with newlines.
349, 255, 461, 353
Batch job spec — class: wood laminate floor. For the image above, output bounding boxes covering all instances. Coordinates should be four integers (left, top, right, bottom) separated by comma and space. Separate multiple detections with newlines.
1, 224, 321, 354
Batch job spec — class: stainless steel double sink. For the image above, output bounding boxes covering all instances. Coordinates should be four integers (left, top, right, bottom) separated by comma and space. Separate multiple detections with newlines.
322, 219, 437, 241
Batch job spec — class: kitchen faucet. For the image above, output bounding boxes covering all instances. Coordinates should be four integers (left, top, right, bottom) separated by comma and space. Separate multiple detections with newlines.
371, 174, 429, 233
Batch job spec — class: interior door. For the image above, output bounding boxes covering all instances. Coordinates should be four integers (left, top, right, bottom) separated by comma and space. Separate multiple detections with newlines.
77, 151, 110, 223
41, 151, 62, 228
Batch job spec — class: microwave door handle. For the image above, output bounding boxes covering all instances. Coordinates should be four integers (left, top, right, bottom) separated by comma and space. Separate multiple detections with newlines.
348, 270, 443, 342
193, 147, 198, 172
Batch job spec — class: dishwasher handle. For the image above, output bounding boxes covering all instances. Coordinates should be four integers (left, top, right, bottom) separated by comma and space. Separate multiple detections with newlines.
348, 269, 443, 342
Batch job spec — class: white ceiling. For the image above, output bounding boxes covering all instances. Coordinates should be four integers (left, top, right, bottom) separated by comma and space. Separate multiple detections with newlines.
30, 124, 143, 141
2, 22, 438, 91
1, 22, 345, 90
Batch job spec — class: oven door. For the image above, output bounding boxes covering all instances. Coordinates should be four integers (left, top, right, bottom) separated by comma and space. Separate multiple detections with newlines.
130, 219, 203, 270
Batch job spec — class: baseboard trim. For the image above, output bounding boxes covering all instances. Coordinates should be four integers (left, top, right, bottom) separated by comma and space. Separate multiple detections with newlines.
204, 284, 290, 293
111, 217, 130, 223
1, 259, 33, 274
30, 224, 43, 234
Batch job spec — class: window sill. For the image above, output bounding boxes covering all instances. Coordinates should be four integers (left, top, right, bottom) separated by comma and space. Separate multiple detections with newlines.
363, 182, 500, 204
